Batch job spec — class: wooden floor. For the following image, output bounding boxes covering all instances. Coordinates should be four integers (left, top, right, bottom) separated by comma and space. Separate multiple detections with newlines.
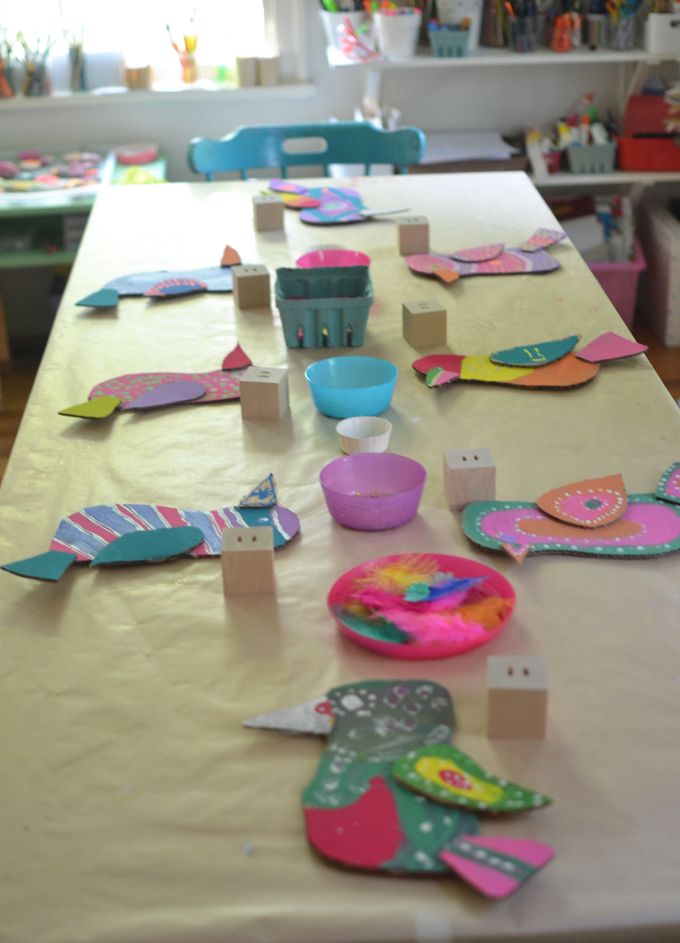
1, 324, 679, 484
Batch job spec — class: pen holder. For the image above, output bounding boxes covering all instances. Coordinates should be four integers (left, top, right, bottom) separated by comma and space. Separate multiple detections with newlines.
586, 14, 607, 48
509, 15, 538, 51
374, 11, 422, 58
605, 14, 637, 49
429, 27, 470, 57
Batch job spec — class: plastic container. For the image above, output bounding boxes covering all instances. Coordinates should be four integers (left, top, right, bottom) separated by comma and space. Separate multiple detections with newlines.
509, 16, 538, 51
605, 15, 638, 49
618, 137, 680, 172
588, 238, 646, 328
305, 355, 397, 419
644, 12, 680, 55
336, 416, 393, 454
319, 452, 426, 531
275, 266, 372, 349
296, 248, 371, 269
437, 0, 484, 49
428, 28, 470, 57
374, 10, 422, 58
567, 141, 616, 174
327, 553, 516, 660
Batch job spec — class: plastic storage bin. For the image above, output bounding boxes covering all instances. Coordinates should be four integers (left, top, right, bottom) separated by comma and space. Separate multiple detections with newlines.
644, 12, 680, 55
588, 239, 646, 328
275, 266, 372, 349
618, 137, 680, 172
428, 28, 470, 57
567, 142, 617, 174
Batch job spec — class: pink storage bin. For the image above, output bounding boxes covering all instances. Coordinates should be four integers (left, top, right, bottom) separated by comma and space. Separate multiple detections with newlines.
588, 238, 646, 328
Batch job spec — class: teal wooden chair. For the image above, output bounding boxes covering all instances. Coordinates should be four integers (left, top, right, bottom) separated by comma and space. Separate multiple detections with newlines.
188, 122, 426, 180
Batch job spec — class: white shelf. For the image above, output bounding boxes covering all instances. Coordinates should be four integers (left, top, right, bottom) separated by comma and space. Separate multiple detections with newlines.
0, 83, 315, 113
327, 46, 667, 69
535, 170, 680, 186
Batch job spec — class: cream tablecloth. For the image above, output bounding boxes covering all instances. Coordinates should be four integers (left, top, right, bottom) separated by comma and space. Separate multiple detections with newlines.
2, 174, 680, 943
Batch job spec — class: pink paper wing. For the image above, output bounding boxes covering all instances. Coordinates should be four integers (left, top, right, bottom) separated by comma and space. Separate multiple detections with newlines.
449, 242, 504, 263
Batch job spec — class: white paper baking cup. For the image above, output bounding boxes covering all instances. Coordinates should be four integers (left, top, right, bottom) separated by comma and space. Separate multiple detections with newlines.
336, 416, 393, 454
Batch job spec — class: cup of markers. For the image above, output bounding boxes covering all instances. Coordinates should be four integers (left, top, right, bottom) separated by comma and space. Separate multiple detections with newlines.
371, 3, 423, 58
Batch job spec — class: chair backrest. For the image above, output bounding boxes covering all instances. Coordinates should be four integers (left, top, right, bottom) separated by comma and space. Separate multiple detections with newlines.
188, 122, 426, 180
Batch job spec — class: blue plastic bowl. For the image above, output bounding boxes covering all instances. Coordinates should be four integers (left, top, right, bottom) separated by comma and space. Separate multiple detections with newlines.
304, 356, 398, 419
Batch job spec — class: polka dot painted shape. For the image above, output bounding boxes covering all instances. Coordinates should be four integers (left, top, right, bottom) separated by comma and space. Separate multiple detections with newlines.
537, 474, 628, 528
393, 744, 551, 814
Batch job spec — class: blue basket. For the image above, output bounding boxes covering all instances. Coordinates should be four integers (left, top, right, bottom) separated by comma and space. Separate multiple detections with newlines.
275, 266, 373, 349
428, 29, 470, 57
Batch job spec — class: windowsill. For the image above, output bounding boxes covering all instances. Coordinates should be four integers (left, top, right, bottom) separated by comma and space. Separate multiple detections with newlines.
0, 82, 316, 111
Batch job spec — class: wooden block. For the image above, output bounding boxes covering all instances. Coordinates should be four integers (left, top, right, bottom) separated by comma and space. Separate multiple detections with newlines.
252, 195, 284, 232
396, 215, 429, 255
443, 448, 495, 511
257, 55, 279, 87
402, 300, 447, 348
233, 264, 271, 309
236, 56, 258, 87
487, 656, 548, 739
239, 365, 289, 421
221, 525, 275, 596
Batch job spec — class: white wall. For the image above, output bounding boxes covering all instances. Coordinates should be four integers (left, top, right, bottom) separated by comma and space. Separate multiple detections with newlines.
0, 0, 666, 341
0, 5, 632, 183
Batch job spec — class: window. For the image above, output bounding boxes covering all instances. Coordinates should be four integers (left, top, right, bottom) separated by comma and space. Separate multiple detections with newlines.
2, 1, 273, 91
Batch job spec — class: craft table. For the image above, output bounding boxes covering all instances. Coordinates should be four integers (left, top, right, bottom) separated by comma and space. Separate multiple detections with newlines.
1, 174, 680, 943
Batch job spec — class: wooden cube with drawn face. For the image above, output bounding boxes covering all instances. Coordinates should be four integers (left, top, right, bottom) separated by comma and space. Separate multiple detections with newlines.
221, 525, 275, 596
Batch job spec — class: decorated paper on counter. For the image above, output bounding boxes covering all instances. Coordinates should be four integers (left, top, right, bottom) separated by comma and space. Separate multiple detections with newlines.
75, 251, 244, 307
519, 228, 567, 252
576, 332, 648, 363
393, 744, 551, 814
267, 181, 407, 226
462, 466, 680, 560
59, 345, 253, 421
327, 553, 515, 659
249, 679, 554, 898
1, 477, 301, 582
413, 331, 648, 394
238, 473, 277, 508
90, 526, 204, 567
243, 697, 334, 736
440, 836, 555, 899
406, 229, 565, 285
536, 474, 627, 528
415, 351, 598, 392
119, 380, 206, 411
657, 462, 680, 505
490, 335, 580, 368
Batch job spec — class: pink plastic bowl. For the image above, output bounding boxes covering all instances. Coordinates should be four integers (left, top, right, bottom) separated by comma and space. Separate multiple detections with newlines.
296, 248, 372, 269
319, 452, 426, 531
328, 553, 516, 660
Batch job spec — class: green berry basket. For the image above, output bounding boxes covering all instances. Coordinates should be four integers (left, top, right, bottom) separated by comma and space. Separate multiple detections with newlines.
275, 266, 373, 349
428, 29, 470, 57
567, 142, 617, 174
